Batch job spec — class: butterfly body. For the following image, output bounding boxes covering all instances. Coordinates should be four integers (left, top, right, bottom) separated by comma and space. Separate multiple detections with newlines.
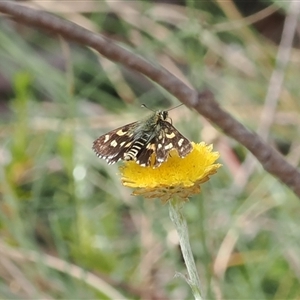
93, 110, 192, 168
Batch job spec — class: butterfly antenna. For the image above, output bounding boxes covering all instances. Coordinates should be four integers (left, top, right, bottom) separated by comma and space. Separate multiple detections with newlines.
168, 103, 183, 111
141, 103, 184, 112
141, 104, 155, 112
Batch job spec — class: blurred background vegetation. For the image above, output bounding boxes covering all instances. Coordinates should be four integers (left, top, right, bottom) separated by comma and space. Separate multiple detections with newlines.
0, 0, 300, 299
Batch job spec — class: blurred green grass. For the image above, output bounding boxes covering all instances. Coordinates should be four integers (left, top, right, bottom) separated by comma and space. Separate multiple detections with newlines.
0, 1, 299, 299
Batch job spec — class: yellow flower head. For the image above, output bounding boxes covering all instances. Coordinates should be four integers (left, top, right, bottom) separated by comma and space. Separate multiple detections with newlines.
120, 142, 222, 202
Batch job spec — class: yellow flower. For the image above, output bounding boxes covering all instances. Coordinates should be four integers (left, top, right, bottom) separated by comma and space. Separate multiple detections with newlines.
120, 142, 222, 202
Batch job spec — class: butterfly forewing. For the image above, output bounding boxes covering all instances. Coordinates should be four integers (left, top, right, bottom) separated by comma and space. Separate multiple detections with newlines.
92, 122, 138, 164
93, 110, 192, 168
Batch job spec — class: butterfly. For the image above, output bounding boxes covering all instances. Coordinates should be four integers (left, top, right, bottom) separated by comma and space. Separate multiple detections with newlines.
92, 106, 192, 168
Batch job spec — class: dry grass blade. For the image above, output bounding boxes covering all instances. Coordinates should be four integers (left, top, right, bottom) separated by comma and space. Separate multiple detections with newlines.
0, 241, 126, 299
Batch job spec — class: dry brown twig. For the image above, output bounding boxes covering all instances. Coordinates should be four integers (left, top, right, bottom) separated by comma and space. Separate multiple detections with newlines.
0, 2, 299, 197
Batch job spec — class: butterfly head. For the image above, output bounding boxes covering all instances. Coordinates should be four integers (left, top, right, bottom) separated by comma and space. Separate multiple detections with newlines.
156, 110, 168, 121
141, 104, 169, 123
155, 110, 169, 122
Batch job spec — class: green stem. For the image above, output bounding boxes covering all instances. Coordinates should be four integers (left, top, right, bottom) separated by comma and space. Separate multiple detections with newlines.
169, 198, 203, 300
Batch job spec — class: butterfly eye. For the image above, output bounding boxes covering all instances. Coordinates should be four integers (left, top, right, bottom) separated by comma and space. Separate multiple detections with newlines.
162, 111, 168, 120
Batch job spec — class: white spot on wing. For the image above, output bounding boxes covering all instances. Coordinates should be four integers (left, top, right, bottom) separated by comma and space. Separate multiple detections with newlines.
125, 142, 133, 147
110, 140, 118, 147
116, 129, 128, 136
166, 132, 175, 139
164, 143, 173, 150
178, 138, 184, 147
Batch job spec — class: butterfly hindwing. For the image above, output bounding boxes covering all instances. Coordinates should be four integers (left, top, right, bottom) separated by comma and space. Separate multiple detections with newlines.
161, 122, 193, 158
135, 137, 156, 167
153, 122, 192, 167
134, 122, 193, 168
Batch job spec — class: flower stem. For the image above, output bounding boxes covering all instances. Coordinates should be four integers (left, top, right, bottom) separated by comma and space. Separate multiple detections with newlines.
169, 198, 203, 300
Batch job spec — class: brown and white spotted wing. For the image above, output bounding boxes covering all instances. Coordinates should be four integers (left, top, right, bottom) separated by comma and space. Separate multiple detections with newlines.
152, 121, 192, 167
93, 109, 192, 168
92, 122, 137, 165
134, 121, 193, 168
134, 137, 156, 167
